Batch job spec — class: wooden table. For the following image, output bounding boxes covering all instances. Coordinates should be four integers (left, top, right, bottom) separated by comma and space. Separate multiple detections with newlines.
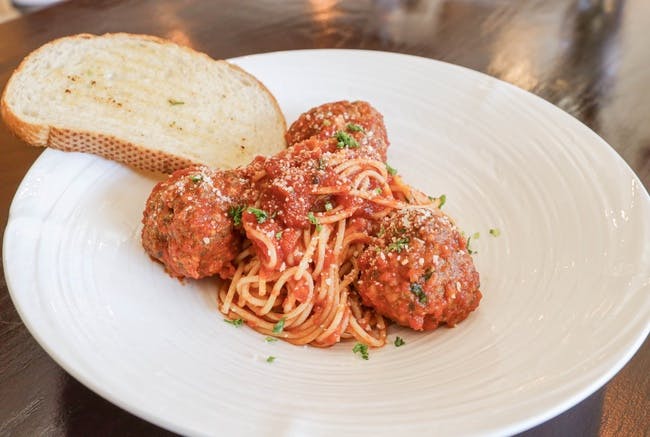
1, 1, 648, 435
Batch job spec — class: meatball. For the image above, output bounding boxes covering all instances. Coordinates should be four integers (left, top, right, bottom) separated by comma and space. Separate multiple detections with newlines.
141, 165, 251, 279
356, 207, 481, 330
285, 100, 389, 161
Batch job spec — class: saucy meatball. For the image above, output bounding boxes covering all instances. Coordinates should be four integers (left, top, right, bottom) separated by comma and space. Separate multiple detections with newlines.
141, 165, 251, 279
285, 100, 389, 161
356, 207, 481, 330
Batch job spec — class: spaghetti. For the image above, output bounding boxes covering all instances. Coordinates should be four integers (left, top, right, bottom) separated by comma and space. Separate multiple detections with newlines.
217, 155, 439, 347
141, 100, 481, 349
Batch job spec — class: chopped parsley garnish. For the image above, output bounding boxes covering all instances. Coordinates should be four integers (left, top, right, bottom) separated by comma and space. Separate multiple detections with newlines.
275, 231, 283, 240
489, 228, 501, 237
472, 232, 480, 239
334, 131, 359, 149
394, 336, 406, 347
387, 237, 409, 253
189, 174, 203, 183
423, 269, 433, 281
247, 207, 268, 224
317, 157, 327, 170
266, 356, 276, 363
352, 342, 369, 360
410, 283, 428, 304
374, 187, 382, 195
224, 318, 244, 327
377, 225, 386, 238
324, 201, 333, 211
346, 123, 365, 133
265, 336, 278, 342
272, 317, 286, 334
322, 119, 331, 126
466, 236, 477, 255
429, 194, 446, 208
228, 205, 245, 226
386, 163, 397, 176
168, 99, 185, 105
307, 212, 322, 232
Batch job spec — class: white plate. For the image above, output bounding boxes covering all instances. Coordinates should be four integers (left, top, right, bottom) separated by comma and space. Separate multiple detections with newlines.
4, 50, 650, 436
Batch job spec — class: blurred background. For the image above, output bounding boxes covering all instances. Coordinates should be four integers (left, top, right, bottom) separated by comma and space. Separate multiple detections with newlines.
0, 0, 65, 23
0, 0, 19, 22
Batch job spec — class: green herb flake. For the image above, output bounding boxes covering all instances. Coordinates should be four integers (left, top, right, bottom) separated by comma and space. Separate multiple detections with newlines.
322, 119, 331, 126
334, 131, 359, 149
266, 356, 276, 363
189, 174, 203, 183
489, 228, 501, 237
346, 123, 365, 133
275, 231, 283, 240
265, 336, 278, 342
168, 99, 185, 105
272, 317, 286, 334
386, 163, 398, 176
394, 336, 406, 347
224, 318, 244, 327
352, 342, 369, 360
472, 232, 480, 240
317, 157, 327, 170
374, 187, 383, 195
387, 237, 409, 253
377, 225, 386, 238
324, 201, 333, 211
307, 212, 322, 232
410, 283, 428, 304
466, 236, 477, 255
247, 207, 268, 224
228, 205, 245, 226
438, 194, 447, 208
423, 269, 433, 281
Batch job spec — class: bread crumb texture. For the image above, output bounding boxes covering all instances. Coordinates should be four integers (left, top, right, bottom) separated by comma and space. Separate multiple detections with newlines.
1, 33, 286, 173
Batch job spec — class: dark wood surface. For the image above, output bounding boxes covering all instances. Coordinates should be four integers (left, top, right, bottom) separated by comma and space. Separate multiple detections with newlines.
1, 0, 648, 435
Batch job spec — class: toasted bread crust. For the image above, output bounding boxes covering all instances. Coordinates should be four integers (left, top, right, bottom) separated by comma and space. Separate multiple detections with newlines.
1, 94, 49, 146
0, 33, 286, 174
2, 94, 199, 173
48, 127, 198, 174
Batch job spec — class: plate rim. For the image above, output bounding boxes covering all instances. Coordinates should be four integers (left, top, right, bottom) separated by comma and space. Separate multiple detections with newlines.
3, 48, 650, 437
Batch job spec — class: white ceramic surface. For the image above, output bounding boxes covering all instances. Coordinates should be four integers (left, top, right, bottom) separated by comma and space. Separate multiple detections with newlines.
4, 50, 650, 437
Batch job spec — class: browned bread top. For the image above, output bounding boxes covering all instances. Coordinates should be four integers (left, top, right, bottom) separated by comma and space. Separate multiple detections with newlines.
1, 33, 287, 173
